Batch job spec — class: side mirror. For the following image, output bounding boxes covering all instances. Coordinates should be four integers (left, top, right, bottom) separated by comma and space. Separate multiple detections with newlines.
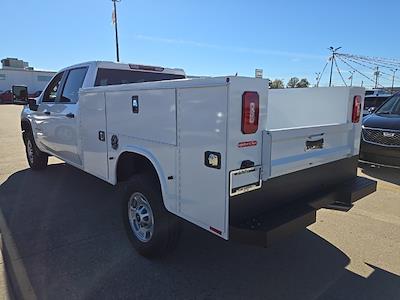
28, 98, 39, 111
368, 107, 376, 114
12, 85, 28, 105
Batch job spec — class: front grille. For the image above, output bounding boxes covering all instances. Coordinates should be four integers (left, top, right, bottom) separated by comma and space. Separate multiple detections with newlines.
362, 128, 400, 147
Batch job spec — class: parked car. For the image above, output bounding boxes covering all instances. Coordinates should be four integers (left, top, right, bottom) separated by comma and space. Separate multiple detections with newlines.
28, 90, 43, 98
13, 61, 376, 258
0, 90, 13, 104
360, 92, 400, 168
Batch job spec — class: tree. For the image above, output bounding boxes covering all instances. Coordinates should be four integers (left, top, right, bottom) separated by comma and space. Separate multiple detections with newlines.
296, 78, 310, 88
287, 77, 299, 88
270, 79, 285, 89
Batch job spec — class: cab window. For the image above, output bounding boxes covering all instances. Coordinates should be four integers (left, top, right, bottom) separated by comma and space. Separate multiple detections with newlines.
42, 72, 64, 102
60, 67, 88, 103
94, 68, 185, 86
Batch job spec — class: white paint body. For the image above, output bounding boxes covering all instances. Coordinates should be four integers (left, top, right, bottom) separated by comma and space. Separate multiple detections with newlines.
22, 62, 365, 240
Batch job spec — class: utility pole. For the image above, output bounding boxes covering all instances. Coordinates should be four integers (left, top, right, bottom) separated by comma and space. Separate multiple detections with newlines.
328, 46, 341, 87
112, 0, 121, 62
374, 66, 380, 89
391, 69, 397, 94
315, 72, 321, 87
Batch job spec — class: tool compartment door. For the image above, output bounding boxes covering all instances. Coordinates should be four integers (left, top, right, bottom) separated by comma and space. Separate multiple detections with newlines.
177, 85, 229, 238
79, 91, 109, 181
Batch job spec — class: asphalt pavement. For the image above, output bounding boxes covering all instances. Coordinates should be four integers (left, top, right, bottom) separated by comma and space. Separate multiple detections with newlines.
0, 105, 399, 300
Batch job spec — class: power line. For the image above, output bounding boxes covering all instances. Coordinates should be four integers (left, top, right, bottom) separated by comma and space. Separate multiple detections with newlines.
340, 53, 400, 65
336, 56, 390, 91
318, 49, 399, 88
334, 57, 347, 86
341, 55, 399, 89
317, 61, 328, 87
338, 53, 400, 69
339, 55, 399, 82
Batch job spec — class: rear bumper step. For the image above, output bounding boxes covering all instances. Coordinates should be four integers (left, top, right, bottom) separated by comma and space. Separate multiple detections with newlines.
229, 176, 377, 247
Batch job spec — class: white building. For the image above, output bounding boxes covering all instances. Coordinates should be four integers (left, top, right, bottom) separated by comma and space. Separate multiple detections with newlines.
0, 58, 56, 93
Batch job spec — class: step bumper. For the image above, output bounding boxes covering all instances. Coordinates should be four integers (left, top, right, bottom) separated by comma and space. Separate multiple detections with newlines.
229, 176, 377, 247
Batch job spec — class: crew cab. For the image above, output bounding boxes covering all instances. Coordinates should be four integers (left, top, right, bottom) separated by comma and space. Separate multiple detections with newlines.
13, 61, 377, 258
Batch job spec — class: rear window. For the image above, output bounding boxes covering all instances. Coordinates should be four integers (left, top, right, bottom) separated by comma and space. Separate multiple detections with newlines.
94, 68, 185, 86
364, 96, 390, 109
364, 98, 376, 109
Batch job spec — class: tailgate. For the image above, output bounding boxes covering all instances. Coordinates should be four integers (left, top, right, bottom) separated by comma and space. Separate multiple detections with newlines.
262, 87, 365, 180
262, 123, 356, 180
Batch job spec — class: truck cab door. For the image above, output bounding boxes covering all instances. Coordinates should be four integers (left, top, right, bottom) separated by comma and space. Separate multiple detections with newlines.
49, 67, 88, 166
32, 72, 64, 152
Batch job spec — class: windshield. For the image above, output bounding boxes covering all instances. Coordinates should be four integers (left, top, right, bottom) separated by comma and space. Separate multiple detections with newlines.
375, 94, 400, 115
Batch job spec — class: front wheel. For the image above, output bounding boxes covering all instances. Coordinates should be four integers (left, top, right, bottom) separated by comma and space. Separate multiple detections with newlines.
23, 130, 48, 170
122, 175, 181, 258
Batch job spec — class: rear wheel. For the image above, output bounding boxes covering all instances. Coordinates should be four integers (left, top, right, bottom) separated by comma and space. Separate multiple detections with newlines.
122, 175, 181, 258
128, 192, 155, 243
23, 130, 48, 170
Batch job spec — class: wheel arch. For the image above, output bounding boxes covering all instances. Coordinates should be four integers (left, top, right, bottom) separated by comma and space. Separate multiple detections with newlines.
114, 147, 173, 212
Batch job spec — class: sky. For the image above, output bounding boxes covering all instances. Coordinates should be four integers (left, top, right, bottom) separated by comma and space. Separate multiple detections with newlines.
1, 0, 400, 87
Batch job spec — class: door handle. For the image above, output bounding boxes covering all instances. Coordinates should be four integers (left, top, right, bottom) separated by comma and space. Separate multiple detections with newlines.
44, 111, 51, 115
65, 113, 75, 118
305, 138, 324, 151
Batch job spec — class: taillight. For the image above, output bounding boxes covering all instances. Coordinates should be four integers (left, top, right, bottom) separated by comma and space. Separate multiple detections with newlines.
241, 92, 259, 134
352, 95, 362, 123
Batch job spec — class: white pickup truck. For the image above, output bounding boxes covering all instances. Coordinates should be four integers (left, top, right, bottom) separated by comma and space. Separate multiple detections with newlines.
13, 61, 376, 258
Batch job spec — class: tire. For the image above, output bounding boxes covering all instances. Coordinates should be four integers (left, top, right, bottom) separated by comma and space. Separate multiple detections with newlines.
122, 174, 181, 258
23, 130, 48, 170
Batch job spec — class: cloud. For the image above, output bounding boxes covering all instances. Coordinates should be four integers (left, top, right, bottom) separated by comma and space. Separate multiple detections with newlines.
134, 34, 325, 60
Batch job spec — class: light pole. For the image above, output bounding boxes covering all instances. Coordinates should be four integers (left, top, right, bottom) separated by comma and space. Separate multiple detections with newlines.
348, 71, 354, 86
391, 69, 397, 93
328, 46, 341, 87
112, 0, 121, 62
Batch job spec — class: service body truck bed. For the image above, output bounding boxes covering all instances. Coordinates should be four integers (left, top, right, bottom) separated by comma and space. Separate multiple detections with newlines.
17, 61, 376, 256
